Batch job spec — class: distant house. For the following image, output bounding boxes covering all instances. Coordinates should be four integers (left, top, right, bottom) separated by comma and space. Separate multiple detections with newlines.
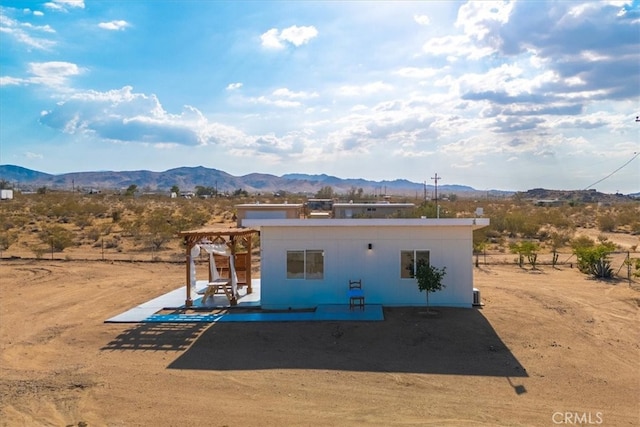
534, 199, 564, 207
332, 202, 414, 219
242, 218, 490, 310
306, 198, 334, 212
235, 203, 303, 227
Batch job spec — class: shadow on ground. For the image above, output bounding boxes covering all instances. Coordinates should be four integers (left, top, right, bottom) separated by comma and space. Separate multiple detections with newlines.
167, 307, 528, 377
102, 322, 208, 351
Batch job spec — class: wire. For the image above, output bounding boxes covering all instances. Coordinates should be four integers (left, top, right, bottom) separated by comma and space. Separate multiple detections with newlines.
583, 151, 639, 190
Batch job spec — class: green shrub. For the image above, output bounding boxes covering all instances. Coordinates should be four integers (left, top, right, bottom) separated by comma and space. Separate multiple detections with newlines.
573, 242, 616, 277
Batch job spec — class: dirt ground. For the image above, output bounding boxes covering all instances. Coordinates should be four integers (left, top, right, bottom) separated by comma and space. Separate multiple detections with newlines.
0, 260, 638, 426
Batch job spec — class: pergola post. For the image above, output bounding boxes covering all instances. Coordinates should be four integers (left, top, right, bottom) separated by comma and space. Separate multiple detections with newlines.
245, 235, 253, 294
229, 235, 238, 306
185, 239, 194, 307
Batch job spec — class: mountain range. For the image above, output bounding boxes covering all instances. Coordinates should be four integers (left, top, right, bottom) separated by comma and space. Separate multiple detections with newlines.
0, 164, 499, 197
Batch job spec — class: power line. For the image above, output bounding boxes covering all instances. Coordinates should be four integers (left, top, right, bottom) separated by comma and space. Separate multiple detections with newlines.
583, 151, 639, 190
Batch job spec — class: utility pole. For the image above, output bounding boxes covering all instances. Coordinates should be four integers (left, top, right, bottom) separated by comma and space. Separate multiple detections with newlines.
431, 173, 441, 218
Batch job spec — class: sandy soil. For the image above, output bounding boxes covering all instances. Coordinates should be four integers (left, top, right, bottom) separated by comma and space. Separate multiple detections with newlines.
0, 260, 638, 426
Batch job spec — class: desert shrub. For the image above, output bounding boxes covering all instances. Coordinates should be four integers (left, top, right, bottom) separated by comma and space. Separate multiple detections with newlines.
548, 230, 573, 250
597, 215, 616, 232
143, 208, 177, 251
86, 227, 101, 242
32, 246, 46, 259
629, 258, 640, 278
571, 235, 595, 250
74, 214, 94, 230
111, 209, 122, 223
39, 225, 75, 252
616, 206, 640, 228
0, 231, 17, 254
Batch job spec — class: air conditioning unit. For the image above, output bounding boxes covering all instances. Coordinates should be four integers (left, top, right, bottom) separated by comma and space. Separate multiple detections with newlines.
473, 288, 482, 306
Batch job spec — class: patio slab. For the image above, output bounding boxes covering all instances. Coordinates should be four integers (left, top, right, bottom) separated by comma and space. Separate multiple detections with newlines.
105, 279, 384, 323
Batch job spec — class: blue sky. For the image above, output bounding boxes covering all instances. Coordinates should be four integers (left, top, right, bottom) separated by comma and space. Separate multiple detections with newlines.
1, 0, 639, 193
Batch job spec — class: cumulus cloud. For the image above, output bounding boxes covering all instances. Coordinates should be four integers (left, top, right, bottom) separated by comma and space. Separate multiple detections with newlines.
260, 25, 318, 49
98, 20, 129, 31
38, 86, 250, 147
28, 61, 84, 87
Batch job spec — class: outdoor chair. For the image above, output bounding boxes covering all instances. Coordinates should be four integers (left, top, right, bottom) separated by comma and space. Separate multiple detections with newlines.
348, 279, 365, 310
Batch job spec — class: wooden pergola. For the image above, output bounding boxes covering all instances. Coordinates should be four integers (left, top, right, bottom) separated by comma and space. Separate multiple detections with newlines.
178, 226, 259, 307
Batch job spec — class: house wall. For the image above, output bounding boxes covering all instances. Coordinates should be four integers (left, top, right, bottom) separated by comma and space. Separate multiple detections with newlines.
332, 203, 414, 219
258, 225, 474, 309
235, 204, 302, 226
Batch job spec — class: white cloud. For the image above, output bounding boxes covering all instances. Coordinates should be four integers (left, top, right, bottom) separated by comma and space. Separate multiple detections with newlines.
226, 82, 243, 90
260, 28, 283, 49
260, 25, 318, 49
414, 14, 430, 26
0, 76, 28, 86
24, 151, 43, 159
34, 11, 44, 17
39, 86, 250, 147
44, 0, 85, 11
456, 0, 513, 41
272, 88, 319, 99
27, 61, 84, 87
249, 96, 301, 108
0, 13, 56, 50
22, 22, 55, 33
280, 25, 318, 46
337, 81, 393, 97
98, 20, 129, 31
394, 67, 440, 79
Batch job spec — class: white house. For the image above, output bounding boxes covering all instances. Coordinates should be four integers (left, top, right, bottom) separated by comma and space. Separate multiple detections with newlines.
242, 218, 489, 310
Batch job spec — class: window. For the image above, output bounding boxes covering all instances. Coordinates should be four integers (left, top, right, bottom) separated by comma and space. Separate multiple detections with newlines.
401, 250, 430, 279
287, 250, 324, 279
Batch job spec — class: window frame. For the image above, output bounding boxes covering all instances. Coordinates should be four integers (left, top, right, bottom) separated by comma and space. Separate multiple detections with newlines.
400, 250, 430, 279
286, 249, 325, 280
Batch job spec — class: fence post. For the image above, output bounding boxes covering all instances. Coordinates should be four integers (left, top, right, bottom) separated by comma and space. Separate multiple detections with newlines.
628, 252, 631, 286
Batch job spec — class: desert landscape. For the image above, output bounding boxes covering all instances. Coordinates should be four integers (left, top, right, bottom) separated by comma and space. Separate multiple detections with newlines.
1, 259, 638, 426
1, 191, 639, 426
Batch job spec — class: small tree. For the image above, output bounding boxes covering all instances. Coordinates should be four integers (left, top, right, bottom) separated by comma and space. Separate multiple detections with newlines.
415, 259, 446, 314
510, 241, 540, 269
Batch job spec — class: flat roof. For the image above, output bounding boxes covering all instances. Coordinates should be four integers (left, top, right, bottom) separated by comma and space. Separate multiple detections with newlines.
333, 203, 415, 208
243, 217, 490, 230
236, 203, 303, 208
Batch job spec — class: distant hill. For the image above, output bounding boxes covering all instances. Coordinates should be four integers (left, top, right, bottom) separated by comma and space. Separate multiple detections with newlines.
1, 164, 505, 197
517, 188, 638, 203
